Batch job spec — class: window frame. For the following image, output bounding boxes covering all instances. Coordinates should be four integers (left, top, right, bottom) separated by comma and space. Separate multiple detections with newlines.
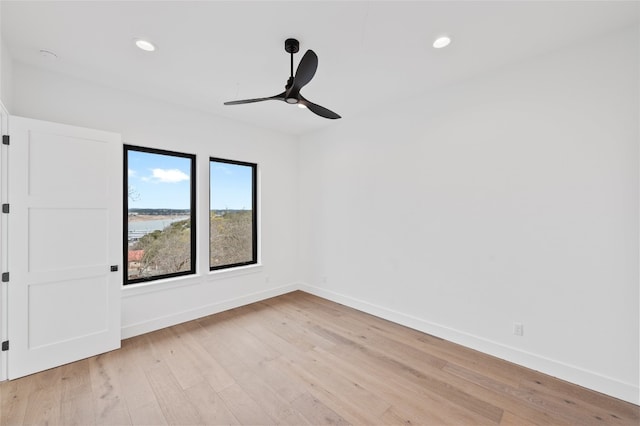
123, 144, 197, 285
209, 156, 258, 271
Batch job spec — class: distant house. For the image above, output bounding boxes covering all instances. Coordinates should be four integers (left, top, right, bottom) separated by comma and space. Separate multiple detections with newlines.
128, 250, 144, 275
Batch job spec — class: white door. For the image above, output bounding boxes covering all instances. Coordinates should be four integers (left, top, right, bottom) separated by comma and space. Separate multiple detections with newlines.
7, 116, 121, 378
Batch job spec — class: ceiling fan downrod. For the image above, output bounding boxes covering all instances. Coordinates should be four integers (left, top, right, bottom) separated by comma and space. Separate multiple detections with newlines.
284, 38, 299, 92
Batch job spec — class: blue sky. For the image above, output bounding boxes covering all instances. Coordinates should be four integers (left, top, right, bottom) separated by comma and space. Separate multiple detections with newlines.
210, 161, 253, 210
127, 150, 192, 209
127, 150, 253, 210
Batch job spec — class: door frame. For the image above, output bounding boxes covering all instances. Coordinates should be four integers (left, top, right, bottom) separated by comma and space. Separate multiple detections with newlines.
0, 102, 8, 381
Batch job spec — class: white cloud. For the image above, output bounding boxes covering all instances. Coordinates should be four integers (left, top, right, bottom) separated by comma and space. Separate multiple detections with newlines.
214, 165, 233, 175
128, 169, 137, 177
145, 168, 189, 183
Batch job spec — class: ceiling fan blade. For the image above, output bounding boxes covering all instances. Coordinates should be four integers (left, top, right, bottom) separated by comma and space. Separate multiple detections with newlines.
299, 96, 341, 119
224, 92, 285, 105
288, 50, 318, 97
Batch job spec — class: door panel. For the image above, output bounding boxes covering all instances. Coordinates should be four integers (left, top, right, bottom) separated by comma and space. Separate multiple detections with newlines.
28, 276, 109, 348
28, 208, 108, 271
8, 116, 121, 379
27, 130, 110, 198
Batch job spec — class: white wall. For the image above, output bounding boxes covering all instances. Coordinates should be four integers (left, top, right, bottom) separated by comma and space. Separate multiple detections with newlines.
12, 64, 300, 338
299, 26, 639, 404
0, 39, 12, 112
0, 6, 13, 112
0, 2, 3, 105
0, 2, 2, 104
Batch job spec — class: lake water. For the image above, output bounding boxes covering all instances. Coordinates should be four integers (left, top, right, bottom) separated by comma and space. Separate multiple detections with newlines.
128, 217, 188, 232
128, 216, 188, 243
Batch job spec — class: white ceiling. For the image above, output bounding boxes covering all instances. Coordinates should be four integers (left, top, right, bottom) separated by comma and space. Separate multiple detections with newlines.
2, 1, 639, 136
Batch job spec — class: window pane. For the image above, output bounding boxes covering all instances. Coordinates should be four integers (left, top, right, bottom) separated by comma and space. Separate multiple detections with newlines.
125, 146, 196, 283
210, 158, 257, 270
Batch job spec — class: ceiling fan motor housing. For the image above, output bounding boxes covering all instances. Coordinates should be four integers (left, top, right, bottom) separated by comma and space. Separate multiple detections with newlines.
285, 38, 300, 54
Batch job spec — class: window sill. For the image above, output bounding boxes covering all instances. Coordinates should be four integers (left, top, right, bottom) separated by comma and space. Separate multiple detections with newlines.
121, 264, 263, 297
207, 263, 263, 281
122, 273, 200, 296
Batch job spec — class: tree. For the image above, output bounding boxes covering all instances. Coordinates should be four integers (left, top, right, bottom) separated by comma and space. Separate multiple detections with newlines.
128, 185, 140, 202
133, 219, 191, 276
210, 211, 253, 267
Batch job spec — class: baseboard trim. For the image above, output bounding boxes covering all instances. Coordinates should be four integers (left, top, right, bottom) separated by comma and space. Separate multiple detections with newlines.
299, 283, 639, 405
121, 283, 299, 339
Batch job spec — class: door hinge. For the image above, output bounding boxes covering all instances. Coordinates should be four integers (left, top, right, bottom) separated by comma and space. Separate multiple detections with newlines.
1, 341, 8, 351
1, 204, 8, 214
1, 272, 8, 282
2, 135, 8, 145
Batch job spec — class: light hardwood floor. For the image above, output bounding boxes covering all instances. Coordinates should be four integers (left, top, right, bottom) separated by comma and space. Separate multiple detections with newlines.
1, 291, 638, 425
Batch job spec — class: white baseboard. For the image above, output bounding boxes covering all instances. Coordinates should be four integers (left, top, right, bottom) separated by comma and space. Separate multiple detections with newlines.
299, 283, 639, 405
121, 283, 299, 339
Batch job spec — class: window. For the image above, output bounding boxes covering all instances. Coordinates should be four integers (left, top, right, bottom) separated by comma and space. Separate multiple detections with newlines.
124, 145, 196, 284
210, 157, 257, 270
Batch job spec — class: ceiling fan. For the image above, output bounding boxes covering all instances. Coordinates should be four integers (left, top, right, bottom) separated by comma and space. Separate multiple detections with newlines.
224, 38, 341, 120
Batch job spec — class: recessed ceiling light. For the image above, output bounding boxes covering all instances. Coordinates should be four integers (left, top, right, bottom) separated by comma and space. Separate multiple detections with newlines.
135, 39, 156, 52
433, 36, 451, 49
39, 49, 58, 60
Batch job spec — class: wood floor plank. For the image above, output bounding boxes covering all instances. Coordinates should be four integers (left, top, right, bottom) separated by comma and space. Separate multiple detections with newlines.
258, 298, 342, 351
312, 344, 494, 425
278, 293, 451, 373
113, 345, 161, 413
29, 366, 63, 393
234, 368, 311, 425
416, 333, 538, 389
114, 337, 168, 425
290, 392, 350, 425
127, 399, 168, 426
519, 376, 640, 424
279, 349, 392, 424
380, 406, 414, 425
88, 351, 132, 426
301, 315, 504, 423
197, 324, 256, 380
249, 356, 310, 403
144, 362, 203, 425
60, 392, 96, 426
60, 359, 92, 403
0, 375, 35, 425
169, 320, 237, 392
198, 310, 281, 371
22, 383, 62, 426
218, 383, 275, 425
147, 326, 208, 390
245, 301, 322, 352
442, 361, 573, 425
499, 410, 540, 426
184, 381, 239, 425
234, 311, 313, 357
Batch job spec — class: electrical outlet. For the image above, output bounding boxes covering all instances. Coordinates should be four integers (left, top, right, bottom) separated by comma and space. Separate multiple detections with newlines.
513, 322, 524, 336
